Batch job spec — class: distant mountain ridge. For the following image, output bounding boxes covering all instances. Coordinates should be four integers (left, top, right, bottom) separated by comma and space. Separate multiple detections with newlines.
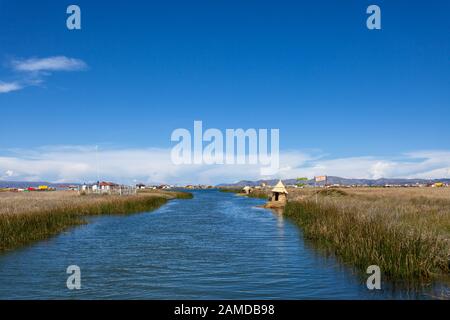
217, 176, 450, 187
2, 177, 449, 189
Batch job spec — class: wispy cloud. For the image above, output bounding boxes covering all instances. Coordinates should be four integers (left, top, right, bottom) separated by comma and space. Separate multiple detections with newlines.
0, 81, 22, 93
1, 146, 449, 184
12, 56, 87, 72
0, 56, 87, 94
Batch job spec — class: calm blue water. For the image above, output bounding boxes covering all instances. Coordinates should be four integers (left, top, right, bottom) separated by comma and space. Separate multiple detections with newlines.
0, 190, 445, 299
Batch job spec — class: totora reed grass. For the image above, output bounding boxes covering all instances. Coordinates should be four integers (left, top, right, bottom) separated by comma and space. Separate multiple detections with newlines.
283, 188, 450, 280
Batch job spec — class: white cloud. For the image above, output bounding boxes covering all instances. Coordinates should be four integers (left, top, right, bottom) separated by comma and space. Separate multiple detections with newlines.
12, 56, 87, 72
0, 146, 450, 185
0, 170, 15, 180
0, 56, 87, 94
0, 81, 22, 93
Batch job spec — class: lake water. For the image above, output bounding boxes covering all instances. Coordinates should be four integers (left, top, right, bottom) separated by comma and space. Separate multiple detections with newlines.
0, 190, 446, 299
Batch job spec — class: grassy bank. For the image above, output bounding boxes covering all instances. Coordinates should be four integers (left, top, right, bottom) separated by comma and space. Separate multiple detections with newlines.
284, 188, 450, 280
137, 188, 194, 199
0, 190, 192, 252
246, 190, 269, 200
218, 187, 242, 193
219, 187, 269, 200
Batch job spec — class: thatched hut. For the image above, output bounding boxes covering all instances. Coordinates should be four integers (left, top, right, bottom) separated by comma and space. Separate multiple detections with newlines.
242, 186, 252, 194
270, 180, 288, 203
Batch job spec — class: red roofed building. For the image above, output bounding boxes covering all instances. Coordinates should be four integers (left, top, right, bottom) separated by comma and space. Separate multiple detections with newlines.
99, 181, 119, 191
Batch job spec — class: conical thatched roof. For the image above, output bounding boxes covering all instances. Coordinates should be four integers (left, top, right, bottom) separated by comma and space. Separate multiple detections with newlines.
271, 180, 288, 194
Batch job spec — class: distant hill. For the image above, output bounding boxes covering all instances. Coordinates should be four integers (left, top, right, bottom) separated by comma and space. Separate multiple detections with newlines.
217, 176, 450, 187
0, 180, 80, 189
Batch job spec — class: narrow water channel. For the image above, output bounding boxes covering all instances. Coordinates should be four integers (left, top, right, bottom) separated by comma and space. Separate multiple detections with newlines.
0, 190, 442, 299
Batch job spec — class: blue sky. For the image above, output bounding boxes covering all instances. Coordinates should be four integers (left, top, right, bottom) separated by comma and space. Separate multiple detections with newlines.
0, 0, 450, 184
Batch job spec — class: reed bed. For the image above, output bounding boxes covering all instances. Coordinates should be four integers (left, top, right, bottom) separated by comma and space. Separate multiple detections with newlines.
137, 188, 194, 199
247, 190, 270, 200
218, 187, 243, 194
0, 190, 192, 252
284, 188, 450, 280
219, 187, 269, 200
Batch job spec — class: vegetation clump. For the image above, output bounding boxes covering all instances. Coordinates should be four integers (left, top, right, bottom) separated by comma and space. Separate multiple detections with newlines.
284, 191, 450, 280
218, 187, 243, 194
316, 188, 349, 197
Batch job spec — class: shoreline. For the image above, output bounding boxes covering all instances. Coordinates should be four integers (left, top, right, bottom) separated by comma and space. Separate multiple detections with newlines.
0, 190, 193, 253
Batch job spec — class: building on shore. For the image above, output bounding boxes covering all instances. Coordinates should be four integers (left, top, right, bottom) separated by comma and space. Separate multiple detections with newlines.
270, 180, 288, 203
80, 181, 135, 195
242, 186, 253, 194
264, 180, 288, 213
99, 181, 120, 191
136, 183, 146, 189
264, 180, 288, 209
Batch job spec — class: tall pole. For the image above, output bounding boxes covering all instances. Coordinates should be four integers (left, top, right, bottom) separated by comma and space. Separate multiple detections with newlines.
315, 177, 318, 204
95, 145, 100, 183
